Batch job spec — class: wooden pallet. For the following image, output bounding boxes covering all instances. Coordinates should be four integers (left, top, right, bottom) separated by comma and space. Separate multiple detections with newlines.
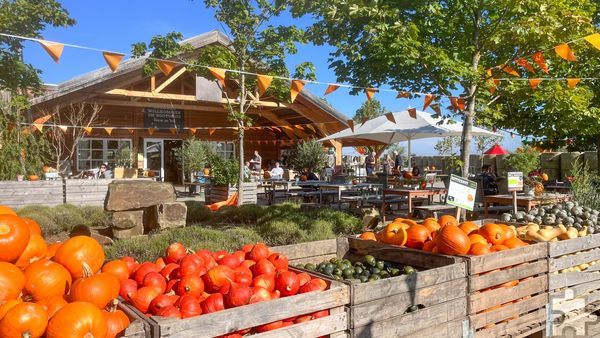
284, 237, 469, 337
120, 272, 349, 338
548, 234, 600, 337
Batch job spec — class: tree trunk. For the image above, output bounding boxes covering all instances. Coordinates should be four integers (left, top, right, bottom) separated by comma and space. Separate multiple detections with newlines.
596, 134, 600, 176
237, 70, 245, 206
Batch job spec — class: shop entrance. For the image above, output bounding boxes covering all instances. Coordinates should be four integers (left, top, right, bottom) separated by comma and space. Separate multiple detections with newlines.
143, 139, 183, 183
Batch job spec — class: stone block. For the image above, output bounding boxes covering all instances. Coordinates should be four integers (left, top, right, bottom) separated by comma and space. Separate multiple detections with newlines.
105, 180, 176, 211
112, 223, 144, 239
147, 202, 187, 231
112, 210, 144, 229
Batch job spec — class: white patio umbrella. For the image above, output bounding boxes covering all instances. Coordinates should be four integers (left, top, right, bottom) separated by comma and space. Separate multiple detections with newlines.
320, 109, 500, 165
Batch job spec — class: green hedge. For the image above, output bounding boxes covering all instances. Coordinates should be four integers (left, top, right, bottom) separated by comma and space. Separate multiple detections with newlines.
17, 204, 111, 237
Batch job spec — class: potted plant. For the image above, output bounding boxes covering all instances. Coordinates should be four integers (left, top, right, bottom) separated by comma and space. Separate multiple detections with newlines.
505, 146, 542, 196
175, 139, 214, 183
289, 140, 328, 179
113, 146, 137, 179
207, 156, 257, 204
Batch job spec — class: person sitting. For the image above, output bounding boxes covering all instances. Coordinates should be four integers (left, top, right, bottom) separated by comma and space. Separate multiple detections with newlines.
480, 165, 499, 195
411, 166, 421, 178
269, 162, 284, 180
243, 161, 252, 180
97, 163, 112, 179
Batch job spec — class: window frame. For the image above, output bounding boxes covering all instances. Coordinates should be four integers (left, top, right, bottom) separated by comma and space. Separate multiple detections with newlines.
76, 138, 132, 171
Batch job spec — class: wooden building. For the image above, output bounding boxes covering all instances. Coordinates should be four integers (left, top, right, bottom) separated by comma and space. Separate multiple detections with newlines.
30, 30, 348, 183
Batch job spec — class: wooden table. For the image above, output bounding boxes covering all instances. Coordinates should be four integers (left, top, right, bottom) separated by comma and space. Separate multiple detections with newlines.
381, 187, 448, 217
318, 183, 383, 209
483, 193, 571, 216
264, 180, 296, 205
183, 182, 207, 195
544, 184, 571, 193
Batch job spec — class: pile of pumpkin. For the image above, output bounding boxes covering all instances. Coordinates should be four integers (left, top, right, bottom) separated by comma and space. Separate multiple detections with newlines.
0, 205, 131, 338
359, 215, 528, 256
119, 242, 330, 336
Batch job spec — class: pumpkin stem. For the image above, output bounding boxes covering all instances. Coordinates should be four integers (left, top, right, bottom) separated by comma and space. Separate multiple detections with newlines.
23, 333, 32, 338
107, 298, 119, 312
81, 262, 93, 278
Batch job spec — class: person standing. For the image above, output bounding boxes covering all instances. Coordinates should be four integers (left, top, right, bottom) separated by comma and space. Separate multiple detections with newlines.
249, 150, 262, 171
365, 151, 376, 176
393, 150, 402, 174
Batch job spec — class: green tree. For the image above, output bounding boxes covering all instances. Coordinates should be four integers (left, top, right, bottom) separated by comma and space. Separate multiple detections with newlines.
352, 98, 389, 158
289, 139, 328, 174
291, 0, 597, 178
133, 1, 314, 205
0, 0, 74, 93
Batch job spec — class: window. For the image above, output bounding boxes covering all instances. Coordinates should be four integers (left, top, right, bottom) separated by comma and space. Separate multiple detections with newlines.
212, 141, 235, 159
77, 138, 132, 170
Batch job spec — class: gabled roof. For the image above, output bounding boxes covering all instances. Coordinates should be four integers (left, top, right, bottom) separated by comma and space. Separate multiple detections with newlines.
30, 30, 348, 126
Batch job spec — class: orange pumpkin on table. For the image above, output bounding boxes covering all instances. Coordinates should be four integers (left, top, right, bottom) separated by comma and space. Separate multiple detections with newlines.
435, 224, 470, 255
359, 231, 377, 241
405, 224, 431, 249
478, 224, 506, 245
458, 221, 479, 235
422, 218, 441, 233
468, 242, 491, 256
380, 223, 408, 246
438, 215, 458, 227
468, 234, 488, 246
503, 237, 527, 249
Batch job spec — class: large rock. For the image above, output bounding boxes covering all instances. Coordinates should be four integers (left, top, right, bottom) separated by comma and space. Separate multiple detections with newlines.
147, 202, 187, 231
112, 210, 144, 230
105, 181, 176, 211
112, 223, 144, 239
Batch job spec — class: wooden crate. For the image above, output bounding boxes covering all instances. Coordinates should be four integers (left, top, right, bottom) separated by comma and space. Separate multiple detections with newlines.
548, 234, 600, 336
118, 300, 153, 337
121, 273, 349, 338
286, 237, 468, 338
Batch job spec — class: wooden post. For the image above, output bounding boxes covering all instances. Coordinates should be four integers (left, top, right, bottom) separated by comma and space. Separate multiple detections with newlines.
512, 190, 518, 215
455, 207, 462, 223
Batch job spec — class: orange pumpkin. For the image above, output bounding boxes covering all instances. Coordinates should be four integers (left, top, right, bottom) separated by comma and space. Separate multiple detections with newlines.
46, 302, 108, 338
69, 263, 120, 309
458, 221, 479, 235
23, 259, 72, 301
28, 175, 40, 181
0, 206, 17, 216
405, 224, 431, 249
403, 172, 413, 179
540, 173, 549, 181
45, 242, 62, 259
422, 219, 441, 233
0, 214, 31, 263
380, 223, 408, 246
0, 262, 25, 302
491, 244, 509, 252
358, 232, 377, 241
15, 234, 47, 269
478, 224, 507, 245
435, 225, 470, 255
104, 300, 130, 338
22, 218, 42, 237
422, 240, 436, 252
396, 218, 418, 227
438, 215, 458, 227
102, 260, 131, 282
36, 296, 68, 318
468, 243, 491, 256
0, 302, 47, 338
53, 236, 105, 279
0, 299, 21, 320
498, 224, 515, 240
42, 166, 52, 173
468, 233, 488, 246
503, 237, 527, 249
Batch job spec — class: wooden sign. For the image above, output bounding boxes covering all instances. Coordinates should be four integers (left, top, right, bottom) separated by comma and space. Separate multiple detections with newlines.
143, 108, 184, 130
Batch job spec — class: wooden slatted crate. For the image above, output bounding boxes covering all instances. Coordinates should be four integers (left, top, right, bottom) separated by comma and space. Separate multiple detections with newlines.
118, 300, 154, 338
120, 273, 349, 338
548, 234, 600, 336
283, 237, 469, 338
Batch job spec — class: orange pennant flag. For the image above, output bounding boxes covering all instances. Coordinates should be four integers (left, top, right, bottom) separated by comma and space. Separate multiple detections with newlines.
554, 43, 577, 62
324, 84, 340, 95
257, 74, 273, 96
294, 124, 305, 131
489, 79, 500, 94
208, 67, 227, 86
347, 120, 355, 132
431, 104, 442, 117
104, 127, 113, 135
457, 98, 466, 111
290, 80, 306, 103
127, 128, 135, 134
33, 114, 52, 124
515, 58, 536, 74
408, 108, 417, 119
305, 124, 315, 133
169, 128, 177, 135
528, 79, 542, 91
102, 52, 125, 72
422, 94, 435, 111
189, 128, 197, 135
208, 128, 216, 136
532, 52, 549, 74
501, 65, 520, 77
32, 123, 44, 132
449, 97, 459, 111
38, 40, 64, 63
486, 69, 493, 78
58, 125, 68, 132
584, 33, 600, 50
385, 113, 396, 124
396, 91, 411, 99
567, 78, 581, 89
157, 60, 177, 76
364, 88, 378, 101
148, 128, 156, 135
84, 127, 93, 135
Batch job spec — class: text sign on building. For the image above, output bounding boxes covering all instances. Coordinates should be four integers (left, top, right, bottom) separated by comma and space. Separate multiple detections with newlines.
143, 108, 184, 130
446, 174, 477, 211
507, 172, 524, 192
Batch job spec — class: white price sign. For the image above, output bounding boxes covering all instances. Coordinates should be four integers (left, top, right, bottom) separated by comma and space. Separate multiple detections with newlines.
446, 174, 477, 211
507, 172, 524, 192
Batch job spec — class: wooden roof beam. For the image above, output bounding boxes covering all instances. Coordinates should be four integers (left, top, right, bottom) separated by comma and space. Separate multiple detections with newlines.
154, 67, 187, 94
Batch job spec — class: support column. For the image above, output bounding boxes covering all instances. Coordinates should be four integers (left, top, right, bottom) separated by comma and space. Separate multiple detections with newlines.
331, 140, 343, 166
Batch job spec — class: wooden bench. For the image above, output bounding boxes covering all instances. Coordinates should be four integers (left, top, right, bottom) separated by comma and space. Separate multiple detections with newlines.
413, 204, 457, 218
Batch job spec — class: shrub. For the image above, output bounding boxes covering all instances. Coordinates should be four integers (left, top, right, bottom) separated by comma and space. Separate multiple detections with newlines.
17, 204, 110, 237
571, 160, 600, 210
214, 204, 267, 225
258, 220, 307, 246
185, 201, 212, 224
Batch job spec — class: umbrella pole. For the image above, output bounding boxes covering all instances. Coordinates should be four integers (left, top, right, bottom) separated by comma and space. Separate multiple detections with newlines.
408, 138, 412, 169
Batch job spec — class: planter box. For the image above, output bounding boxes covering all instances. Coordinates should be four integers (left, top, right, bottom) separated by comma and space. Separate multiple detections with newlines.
208, 183, 257, 205
121, 271, 349, 338
548, 234, 600, 336
115, 167, 138, 179
279, 237, 469, 338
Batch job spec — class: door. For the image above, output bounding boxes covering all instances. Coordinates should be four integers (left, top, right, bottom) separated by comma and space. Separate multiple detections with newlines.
144, 139, 163, 180
164, 140, 183, 183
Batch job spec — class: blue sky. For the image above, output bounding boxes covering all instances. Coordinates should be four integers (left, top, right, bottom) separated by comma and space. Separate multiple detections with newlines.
22, 0, 522, 156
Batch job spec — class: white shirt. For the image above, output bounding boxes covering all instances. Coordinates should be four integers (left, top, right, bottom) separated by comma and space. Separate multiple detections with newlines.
270, 167, 284, 178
